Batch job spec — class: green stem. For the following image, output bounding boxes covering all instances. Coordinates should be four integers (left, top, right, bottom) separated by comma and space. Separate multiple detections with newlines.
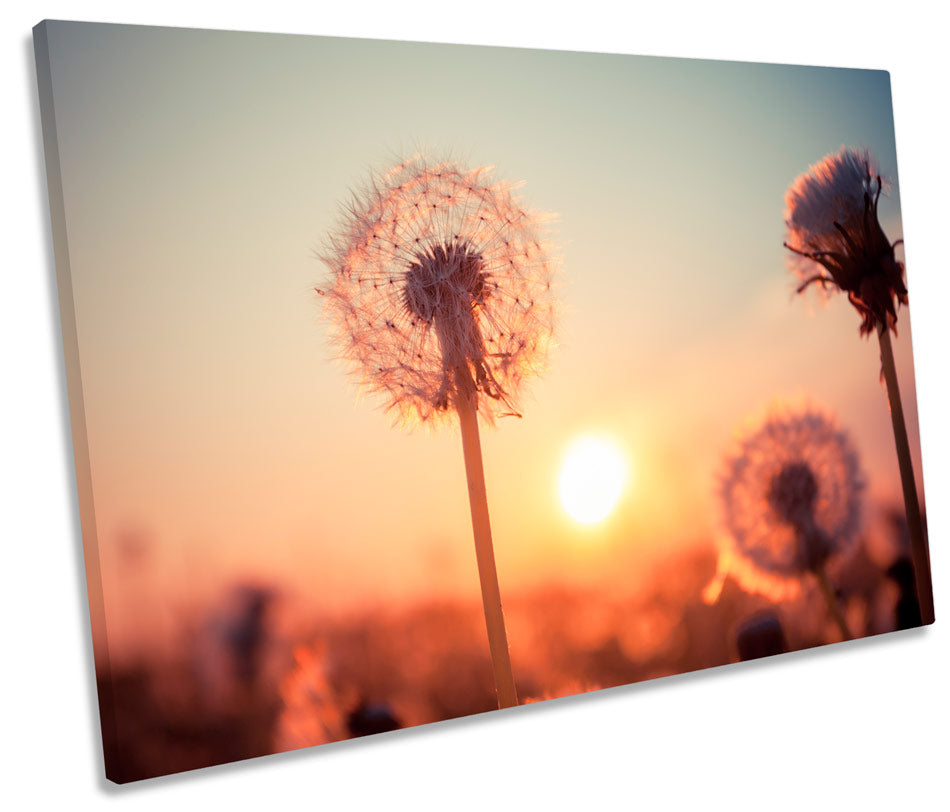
878, 326, 935, 624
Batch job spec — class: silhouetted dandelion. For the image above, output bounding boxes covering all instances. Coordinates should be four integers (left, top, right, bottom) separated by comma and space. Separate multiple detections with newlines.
783, 147, 933, 624
784, 147, 906, 336
320, 155, 556, 427
705, 404, 864, 640
319, 154, 558, 708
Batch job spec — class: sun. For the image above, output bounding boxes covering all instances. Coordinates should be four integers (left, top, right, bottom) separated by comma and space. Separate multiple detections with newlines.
558, 436, 629, 524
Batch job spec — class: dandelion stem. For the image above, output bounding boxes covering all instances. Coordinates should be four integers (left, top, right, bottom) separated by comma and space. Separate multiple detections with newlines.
453, 364, 519, 709
877, 326, 935, 624
812, 563, 852, 641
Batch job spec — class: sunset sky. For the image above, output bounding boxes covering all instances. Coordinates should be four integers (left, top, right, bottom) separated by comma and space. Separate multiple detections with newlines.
42, 21, 921, 658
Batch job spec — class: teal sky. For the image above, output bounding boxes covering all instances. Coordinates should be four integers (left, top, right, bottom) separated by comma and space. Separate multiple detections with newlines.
42, 21, 917, 655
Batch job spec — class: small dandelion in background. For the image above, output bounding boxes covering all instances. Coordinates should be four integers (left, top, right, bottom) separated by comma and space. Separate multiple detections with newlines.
319, 154, 558, 707
705, 404, 864, 641
783, 147, 933, 624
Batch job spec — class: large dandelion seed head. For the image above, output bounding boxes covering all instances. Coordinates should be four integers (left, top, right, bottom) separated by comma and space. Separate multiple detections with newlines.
319, 155, 557, 427
713, 404, 865, 601
784, 147, 907, 335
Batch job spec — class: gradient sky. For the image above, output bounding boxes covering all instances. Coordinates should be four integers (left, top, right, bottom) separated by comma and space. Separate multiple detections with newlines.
42, 21, 921, 657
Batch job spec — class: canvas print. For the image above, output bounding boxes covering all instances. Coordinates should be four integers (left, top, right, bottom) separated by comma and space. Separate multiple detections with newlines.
34, 20, 934, 783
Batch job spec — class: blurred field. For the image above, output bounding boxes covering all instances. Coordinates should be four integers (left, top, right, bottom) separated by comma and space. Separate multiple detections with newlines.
95, 503, 917, 783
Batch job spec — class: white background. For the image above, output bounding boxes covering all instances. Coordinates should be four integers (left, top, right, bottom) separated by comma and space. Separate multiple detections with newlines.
2, 2, 947, 809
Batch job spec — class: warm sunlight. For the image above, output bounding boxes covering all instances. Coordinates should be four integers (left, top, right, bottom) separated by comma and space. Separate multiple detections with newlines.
558, 436, 629, 524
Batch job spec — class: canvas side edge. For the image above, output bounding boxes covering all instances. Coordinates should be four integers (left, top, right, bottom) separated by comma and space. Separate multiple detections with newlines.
32, 20, 125, 784
881, 69, 936, 624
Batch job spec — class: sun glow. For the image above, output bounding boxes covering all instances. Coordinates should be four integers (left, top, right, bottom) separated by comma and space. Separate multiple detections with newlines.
558, 436, 629, 524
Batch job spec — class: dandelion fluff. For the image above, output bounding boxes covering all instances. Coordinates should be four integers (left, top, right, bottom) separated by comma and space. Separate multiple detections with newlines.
783, 148, 933, 625
712, 404, 864, 602
317, 154, 559, 708
320, 155, 557, 426
783, 147, 906, 335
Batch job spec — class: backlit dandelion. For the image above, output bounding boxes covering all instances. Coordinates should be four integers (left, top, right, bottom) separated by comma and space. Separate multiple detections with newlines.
784, 147, 906, 336
707, 404, 864, 640
320, 155, 556, 427
783, 148, 933, 624
319, 154, 559, 708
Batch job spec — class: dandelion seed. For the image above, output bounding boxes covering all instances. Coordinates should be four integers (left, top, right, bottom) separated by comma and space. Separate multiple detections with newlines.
708, 404, 864, 640
783, 147, 906, 336
319, 154, 560, 708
